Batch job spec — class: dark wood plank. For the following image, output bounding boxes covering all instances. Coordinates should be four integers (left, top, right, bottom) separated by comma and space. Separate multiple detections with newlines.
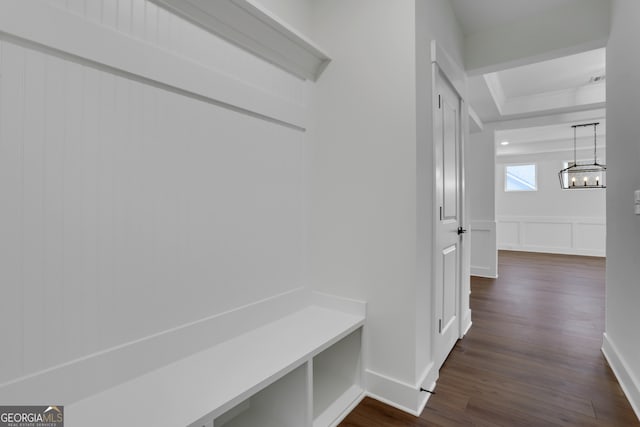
340, 251, 640, 426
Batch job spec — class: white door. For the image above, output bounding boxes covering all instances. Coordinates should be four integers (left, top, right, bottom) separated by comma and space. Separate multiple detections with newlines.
433, 68, 463, 369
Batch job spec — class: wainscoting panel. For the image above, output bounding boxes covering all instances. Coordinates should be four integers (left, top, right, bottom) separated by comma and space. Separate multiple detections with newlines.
497, 221, 520, 247
470, 220, 497, 278
497, 216, 605, 257
574, 222, 607, 252
523, 222, 572, 249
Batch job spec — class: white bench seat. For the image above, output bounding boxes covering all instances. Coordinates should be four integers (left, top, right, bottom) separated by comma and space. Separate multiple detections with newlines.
66, 305, 365, 427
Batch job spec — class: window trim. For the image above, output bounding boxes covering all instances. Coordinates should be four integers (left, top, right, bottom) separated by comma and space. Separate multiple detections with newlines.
504, 162, 538, 192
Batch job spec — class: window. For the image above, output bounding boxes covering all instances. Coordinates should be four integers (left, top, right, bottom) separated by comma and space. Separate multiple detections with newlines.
505, 164, 537, 192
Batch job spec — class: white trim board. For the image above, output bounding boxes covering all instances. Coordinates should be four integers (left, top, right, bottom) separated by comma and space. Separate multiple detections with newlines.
602, 333, 640, 422
431, 40, 466, 101
150, 0, 331, 81
417, 362, 439, 415
0, 0, 306, 130
470, 266, 497, 278
461, 311, 473, 338
468, 104, 484, 132
364, 363, 437, 416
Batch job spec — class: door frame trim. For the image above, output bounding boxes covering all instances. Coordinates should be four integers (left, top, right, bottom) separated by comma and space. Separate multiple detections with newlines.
430, 41, 470, 373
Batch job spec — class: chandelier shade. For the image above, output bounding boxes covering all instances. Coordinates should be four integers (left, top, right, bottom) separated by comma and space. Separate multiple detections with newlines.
558, 122, 606, 189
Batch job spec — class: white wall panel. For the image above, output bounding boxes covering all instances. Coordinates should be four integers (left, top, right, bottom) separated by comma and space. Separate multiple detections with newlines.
156, 4, 171, 47
467, 127, 497, 278
308, 0, 418, 387
524, 222, 572, 249
85, 0, 103, 24
117, 0, 133, 34
497, 221, 520, 246
144, 0, 159, 43
574, 223, 606, 252
62, 58, 93, 362
132, 0, 146, 39
606, 2, 640, 417
470, 220, 497, 278
103, 0, 118, 28
43, 54, 67, 368
0, 41, 25, 383
22, 49, 47, 375
0, 33, 307, 387
67, 0, 85, 15
497, 216, 605, 257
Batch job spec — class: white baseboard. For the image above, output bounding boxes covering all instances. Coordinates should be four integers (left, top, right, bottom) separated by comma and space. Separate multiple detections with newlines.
461, 310, 472, 337
602, 333, 640, 421
362, 319, 469, 418
365, 370, 421, 415
364, 363, 437, 416
0, 287, 308, 405
470, 266, 498, 278
417, 362, 438, 415
498, 245, 605, 257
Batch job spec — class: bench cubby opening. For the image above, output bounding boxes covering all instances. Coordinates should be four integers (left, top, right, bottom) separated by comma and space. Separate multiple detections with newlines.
313, 328, 363, 426
213, 363, 309, 427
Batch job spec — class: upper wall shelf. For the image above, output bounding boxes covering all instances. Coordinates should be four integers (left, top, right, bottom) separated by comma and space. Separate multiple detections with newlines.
150, 0, 331, 81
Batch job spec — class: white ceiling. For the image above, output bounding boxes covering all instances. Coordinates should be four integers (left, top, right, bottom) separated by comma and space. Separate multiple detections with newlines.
451, 1, 608, 155
451, 0, 579, 36
498, 121, 606, 145
478, 48, 606, 121
496, 49, 605, 99
496, 120, 606, 157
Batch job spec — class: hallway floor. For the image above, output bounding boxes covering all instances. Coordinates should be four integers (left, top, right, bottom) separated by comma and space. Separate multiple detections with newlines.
340, 251, 640, 426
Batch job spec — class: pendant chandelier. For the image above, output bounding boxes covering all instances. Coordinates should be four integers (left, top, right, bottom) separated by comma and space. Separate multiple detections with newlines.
558, 122, 606, 189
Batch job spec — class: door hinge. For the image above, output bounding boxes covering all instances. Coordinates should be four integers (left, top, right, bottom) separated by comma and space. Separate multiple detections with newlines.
438, 319, 442, 333
438, 94, 441, 109
439, 206, 443, 220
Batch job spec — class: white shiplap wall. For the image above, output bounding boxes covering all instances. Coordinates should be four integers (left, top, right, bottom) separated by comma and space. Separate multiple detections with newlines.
0, 0, 309, 389
42, 0, 308, 103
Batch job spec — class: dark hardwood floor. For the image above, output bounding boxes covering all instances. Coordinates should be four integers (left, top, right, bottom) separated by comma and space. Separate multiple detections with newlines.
340, 251, 640, 426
